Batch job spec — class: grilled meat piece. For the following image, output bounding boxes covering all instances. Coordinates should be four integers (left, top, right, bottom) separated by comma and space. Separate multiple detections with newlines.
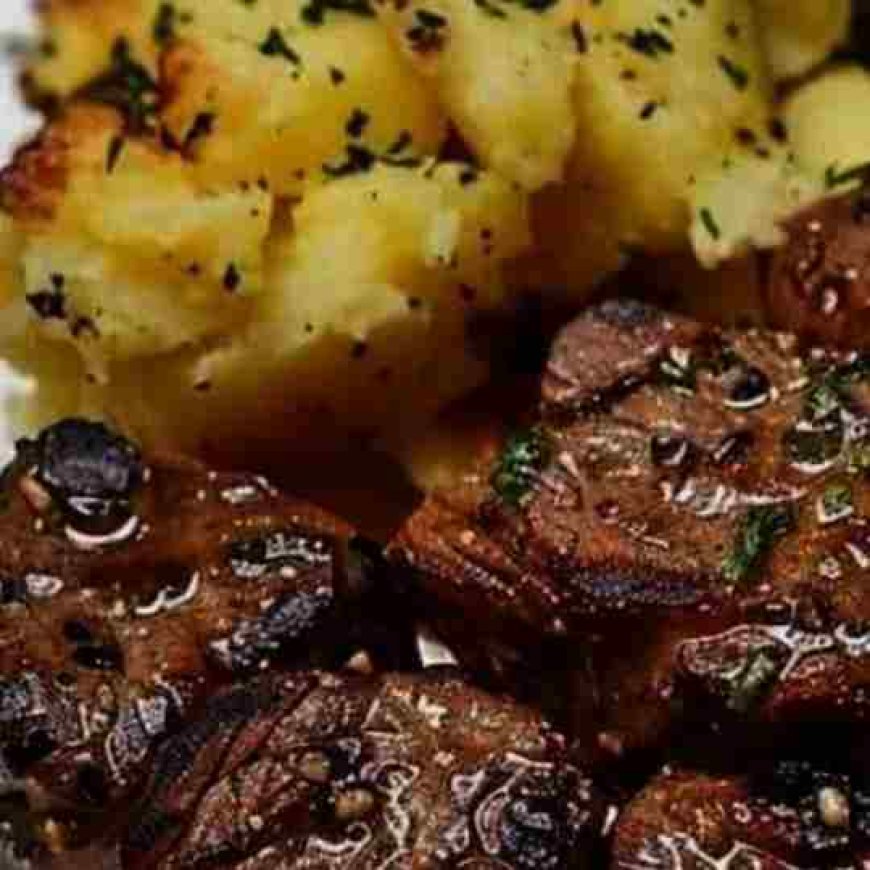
765, 184, 870, 349
0, 419, 390, 843
612, 755, 870, 869
391, 300, 870, 756
115, 669, 602, 869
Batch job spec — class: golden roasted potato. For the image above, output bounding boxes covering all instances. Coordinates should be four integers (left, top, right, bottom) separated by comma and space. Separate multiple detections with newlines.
0, 105, 272, 372
6, 158, 531, 461
159, 2, 447, 195
755, 0, 851, 81
25, 0, 162, 103
688, 150, 821, 267
525, 0, 774, 296
375, 0, 578, 190
784, 64, 870, 184
28, 0, 448, 197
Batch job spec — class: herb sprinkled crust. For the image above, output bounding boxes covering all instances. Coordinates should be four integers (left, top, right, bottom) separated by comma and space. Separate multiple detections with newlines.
391, 301, 870, 753
0, 418, 387, 838
119, 670, 602, 868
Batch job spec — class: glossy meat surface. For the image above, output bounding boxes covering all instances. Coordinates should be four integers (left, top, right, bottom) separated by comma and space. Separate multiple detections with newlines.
391, 301, 870, 753
612, 755, 870, 869
765, 184, 870, 350
118, 670, 602, 868
0, 419, 377, 840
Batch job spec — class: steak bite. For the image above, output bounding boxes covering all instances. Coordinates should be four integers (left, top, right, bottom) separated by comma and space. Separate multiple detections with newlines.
612, 756, 870, 869
765, 184, 870, 350
0, 419, 386, 842
391, 300, 870, 755
119, 670, 603, 869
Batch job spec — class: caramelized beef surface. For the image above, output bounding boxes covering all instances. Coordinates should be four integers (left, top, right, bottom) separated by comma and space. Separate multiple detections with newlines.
115, 669, 602, 869
765, 185, 870, 350
0, 420, 394, 837
612, 752, 870, 869
391, 301, 870, 755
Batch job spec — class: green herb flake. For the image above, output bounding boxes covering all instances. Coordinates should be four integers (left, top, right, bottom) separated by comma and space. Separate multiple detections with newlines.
106, 135, 125, 174
82, 38, 160, 133
824, 161, 870, 190
621, 28, 674, 58
821, 483, 853, 521
473, 0, 508, 19
259, 28, 301, 64
726, 646, 782, 713
491, 428, 551, 507
699, 207, 721, 241
300, 0, 374, 26
722, 505, 795, 584
717, 55, 749, 90
153, 3, 177, 45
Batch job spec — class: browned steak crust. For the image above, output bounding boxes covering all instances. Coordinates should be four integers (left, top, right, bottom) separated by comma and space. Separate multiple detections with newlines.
612, 755, 870, 869
391, 300, 870, 755
117, 670, 602, 869
0, 419, 388, 842
765, 185, 870, 350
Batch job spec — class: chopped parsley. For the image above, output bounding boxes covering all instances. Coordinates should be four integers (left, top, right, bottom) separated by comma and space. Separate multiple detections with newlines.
621, 28, 674, 58
639, 101, 659, 120
106, 135, 125, 174
699, 207, 721, 241
323, 144, 377, 178
726, 646, 782, 713
223, 263, 242, 292
182, 112, 215, 151
824, 161, 870, 190
491, 427, 551, 507
345, 108, 370, 139
722, 505, 795, 584
821, 483, 853, 521
26, 289, 67, 321
300, 0, 374, 25
571, 21, 588, 53
153, 3, 187, 45
717, 55, 749, 90
259, 28, 301, 65
82, 39, 159, 133
472, 0, 507, 19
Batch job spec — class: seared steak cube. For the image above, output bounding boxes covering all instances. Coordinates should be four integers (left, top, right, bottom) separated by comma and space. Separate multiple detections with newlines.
391, 301, 870, 755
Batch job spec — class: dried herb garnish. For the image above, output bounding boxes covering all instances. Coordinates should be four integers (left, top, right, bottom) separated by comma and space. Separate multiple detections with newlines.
722, 505, 795, 584
699, 207, 721, 240
300, 0, 374, 25
726, 646, 782, 712
825, 161, 870, 189
259, 28, 301, 65
621, 28, 674, 58
491, 427, 551, 507
717, 55, 749, 90
106, 135, 125, 174
81, 38, 159, 133
153, 3, 182, 45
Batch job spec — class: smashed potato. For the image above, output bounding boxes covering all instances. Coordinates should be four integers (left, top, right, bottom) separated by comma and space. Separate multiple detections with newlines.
0, 105, 271, 370
525, 0, 774, 294
375, 0, 578, 191
159, 4, 447, 195
29, 0, 448, 196
784, 65, 870, 185
755, 0, 851, 81
25, 0, 163, 103
5, 157, 530, 458
688, 150, 821, 267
